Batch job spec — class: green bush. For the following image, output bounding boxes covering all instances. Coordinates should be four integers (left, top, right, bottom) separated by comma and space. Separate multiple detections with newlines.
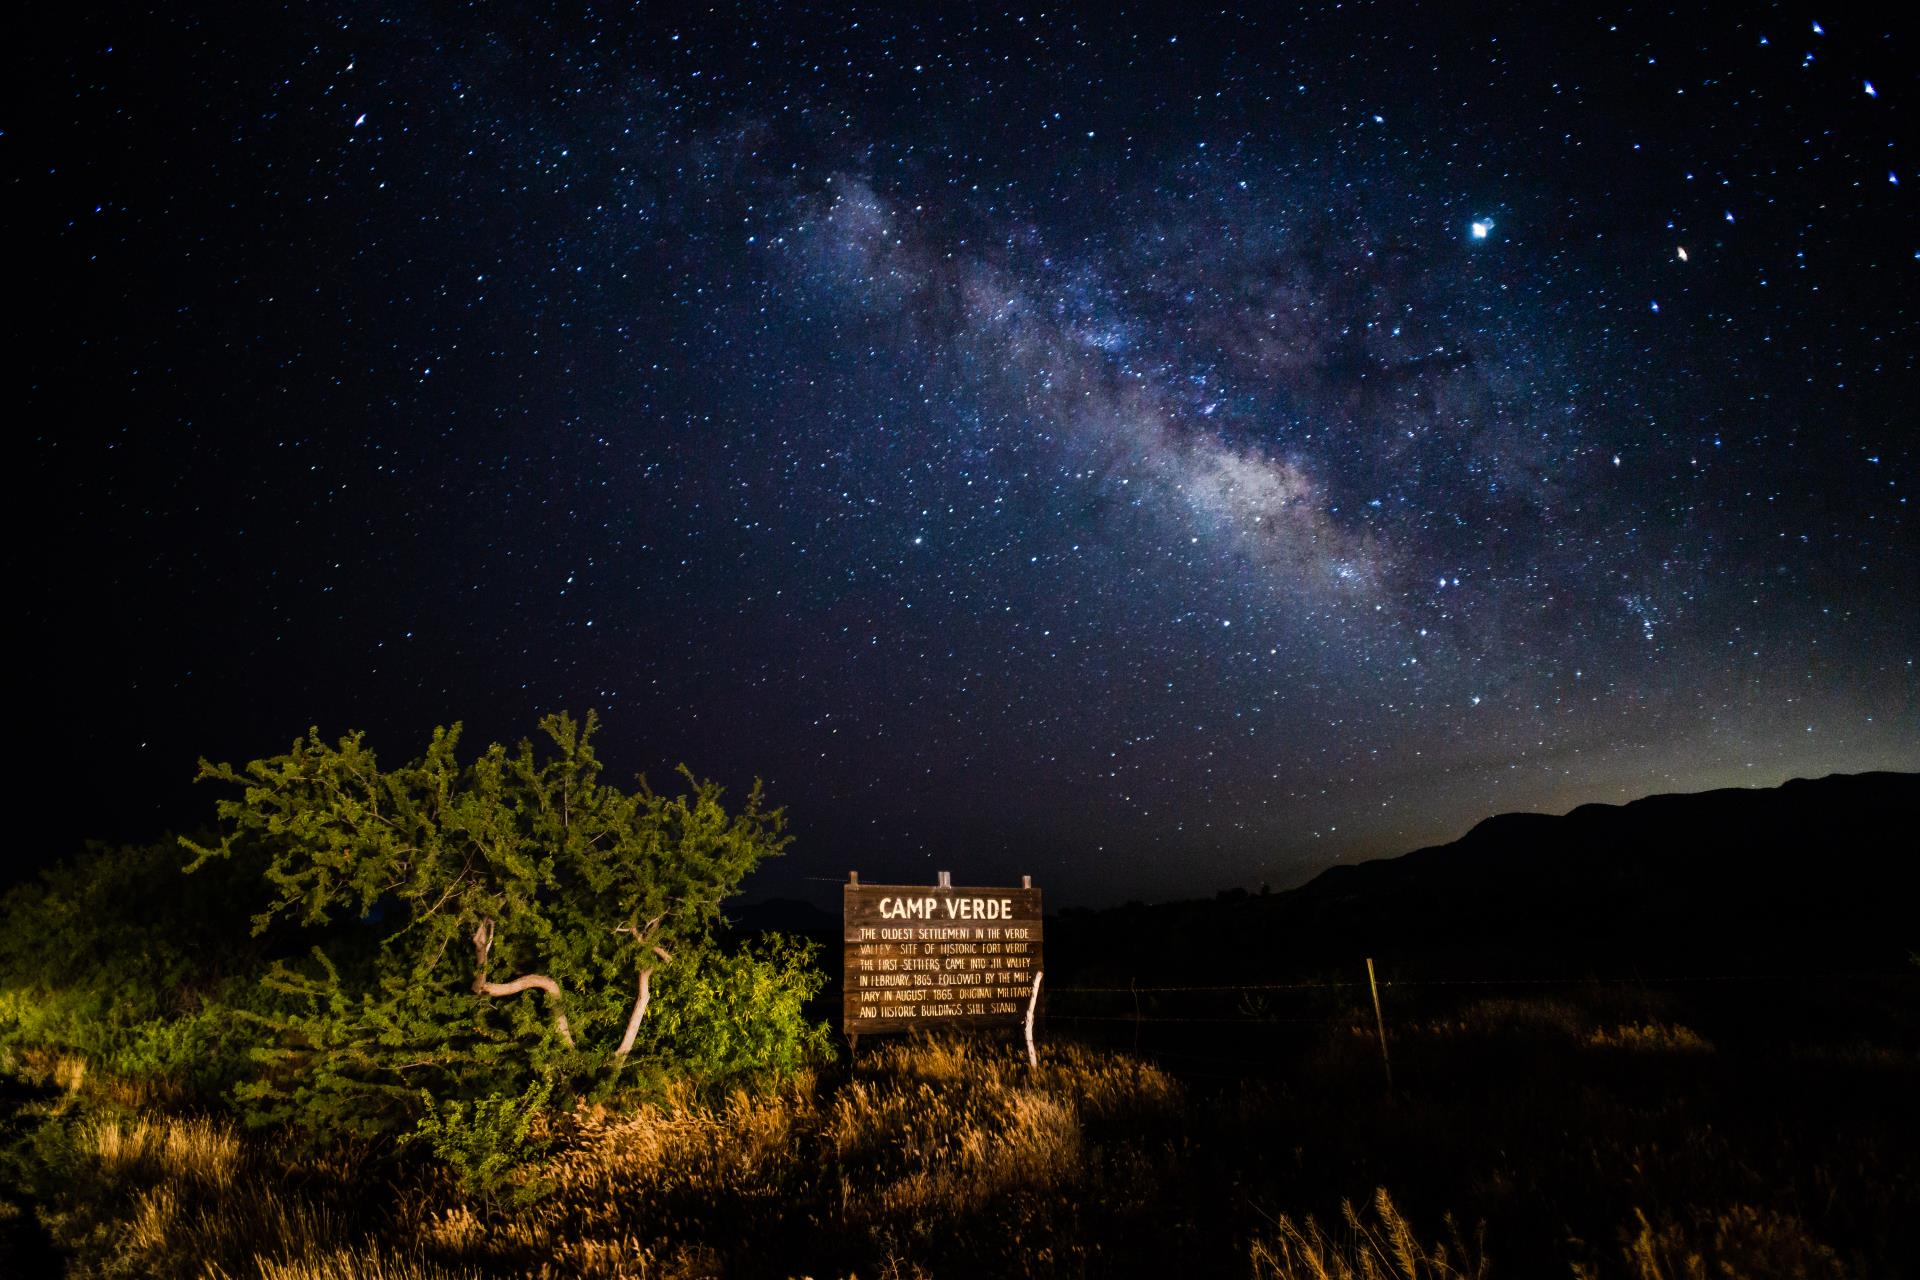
0, 839, 270, 1094
411, 1077, 554, 1203
1, 714, 833, 1193
640, 935, 834, 1089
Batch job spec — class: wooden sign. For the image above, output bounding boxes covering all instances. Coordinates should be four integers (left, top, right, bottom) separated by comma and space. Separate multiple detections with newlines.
843, 872, 1043, 1036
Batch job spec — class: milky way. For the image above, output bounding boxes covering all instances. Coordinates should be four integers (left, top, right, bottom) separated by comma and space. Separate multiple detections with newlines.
20, 3, 1917, 900
797, 173, 1387, 602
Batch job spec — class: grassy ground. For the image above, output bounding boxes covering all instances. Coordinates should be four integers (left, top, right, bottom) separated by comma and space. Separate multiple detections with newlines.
3, 982, 1915, 1278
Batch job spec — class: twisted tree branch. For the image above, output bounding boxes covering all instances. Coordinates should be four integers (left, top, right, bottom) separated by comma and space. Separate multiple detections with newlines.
611, 944, 675, 1060
613, 968, 653, 1060
470, 918, 574, 1047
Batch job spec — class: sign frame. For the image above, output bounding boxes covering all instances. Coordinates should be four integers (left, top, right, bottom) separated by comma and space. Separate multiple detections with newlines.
842, 871, 1043, 1039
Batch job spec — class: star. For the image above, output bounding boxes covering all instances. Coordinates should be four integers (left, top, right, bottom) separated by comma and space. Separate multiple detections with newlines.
17, 0, 1916, 907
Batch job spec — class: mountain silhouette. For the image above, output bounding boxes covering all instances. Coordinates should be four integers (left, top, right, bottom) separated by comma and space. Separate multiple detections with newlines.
1053, 772, 1920, 981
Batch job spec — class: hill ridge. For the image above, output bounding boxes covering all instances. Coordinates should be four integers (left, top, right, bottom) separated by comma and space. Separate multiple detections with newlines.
1055, 770, 1919, 979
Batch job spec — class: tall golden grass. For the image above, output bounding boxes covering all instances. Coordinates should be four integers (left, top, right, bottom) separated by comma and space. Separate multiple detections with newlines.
87, 1114, 241, 1190
1249, 1189, 1487, 1280
408, 1038, 1180, 1277
18, 1037, 1182, 1278
6, 991, 1909, 1279
1570, 1205, 1849, 1280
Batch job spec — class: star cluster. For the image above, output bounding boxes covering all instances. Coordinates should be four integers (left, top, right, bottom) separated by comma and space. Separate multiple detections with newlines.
19, 2, 1916, 901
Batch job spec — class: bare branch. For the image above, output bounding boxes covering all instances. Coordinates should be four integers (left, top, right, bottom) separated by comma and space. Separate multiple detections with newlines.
612, 967, 654, 1060
470, 918, 575, 1048
477, 972, 568, 1001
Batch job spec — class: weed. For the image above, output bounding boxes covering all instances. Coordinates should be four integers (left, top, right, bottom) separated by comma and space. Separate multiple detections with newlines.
1250, 1189, 1487, 1280
4, 989, 1913, 1278
1586, 1023, 1714, 1053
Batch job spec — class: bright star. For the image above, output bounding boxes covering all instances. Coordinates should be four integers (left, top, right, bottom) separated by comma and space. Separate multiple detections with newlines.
1470, 220, 1492, 240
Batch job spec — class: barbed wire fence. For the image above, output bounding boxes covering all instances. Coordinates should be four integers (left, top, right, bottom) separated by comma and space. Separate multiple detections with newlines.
1030, 964, 1920, 1082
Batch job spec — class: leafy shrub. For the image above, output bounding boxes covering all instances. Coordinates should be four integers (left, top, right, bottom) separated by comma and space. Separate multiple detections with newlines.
637, 935, 834, 1090
0, 839, 270, 1097
186, 713, 804, 1148
411, 1079, 553, 1203
2, 714, 833, 1197
113, 999, 270, 1096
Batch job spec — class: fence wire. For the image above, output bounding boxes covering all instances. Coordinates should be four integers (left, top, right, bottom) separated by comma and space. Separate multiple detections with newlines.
1046, 970, 1918, 995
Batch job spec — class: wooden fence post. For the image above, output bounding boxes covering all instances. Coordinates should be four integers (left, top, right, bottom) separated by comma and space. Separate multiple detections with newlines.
846, 870, 859, 1061
1366, 957, 1394, 1092
1024, 970, 1044, 1068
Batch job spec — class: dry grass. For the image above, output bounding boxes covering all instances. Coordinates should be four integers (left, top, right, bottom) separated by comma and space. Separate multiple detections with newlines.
1414, 997, 1590, 1040
88, 1114, 241, 1190
53, 1053, 87, 1096
1250, 1189, 1487, 1280
228, 1250, 484, 1280
405, 1038, 1180, 1277
1570, 1205, 1849, 1280
1253, 1195, 1846, 1280
10, 1042, 177, 1112
1586, 1023, 1714, 1053
10, 1038, 1178, 1278
6, 997, 1912, 1278
26, 1101, 369, 1280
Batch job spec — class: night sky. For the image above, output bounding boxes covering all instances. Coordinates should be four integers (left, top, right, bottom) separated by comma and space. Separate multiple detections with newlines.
18, 2, 1918, 904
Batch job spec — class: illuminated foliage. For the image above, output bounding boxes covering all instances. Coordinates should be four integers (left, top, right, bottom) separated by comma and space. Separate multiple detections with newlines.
181, 712, 819, 1147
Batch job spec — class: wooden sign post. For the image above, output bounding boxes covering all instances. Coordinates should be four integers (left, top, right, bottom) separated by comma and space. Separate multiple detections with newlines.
843, 872, 1043, 1060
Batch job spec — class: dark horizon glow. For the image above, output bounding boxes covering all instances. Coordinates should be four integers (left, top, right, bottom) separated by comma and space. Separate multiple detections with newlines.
19, 2, 1917, 905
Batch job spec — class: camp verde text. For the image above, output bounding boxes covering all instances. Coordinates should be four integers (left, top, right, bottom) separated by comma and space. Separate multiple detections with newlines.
876, 895, 1019, 921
